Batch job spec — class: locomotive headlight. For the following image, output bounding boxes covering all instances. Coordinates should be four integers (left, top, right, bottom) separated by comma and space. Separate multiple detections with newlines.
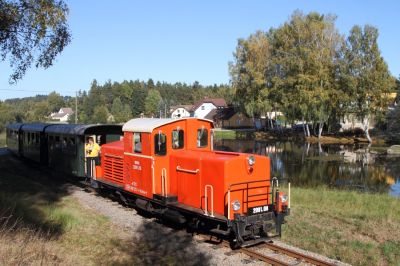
231, 200, 241, 211
247, 155, 256, 166
280, 194, 288, 203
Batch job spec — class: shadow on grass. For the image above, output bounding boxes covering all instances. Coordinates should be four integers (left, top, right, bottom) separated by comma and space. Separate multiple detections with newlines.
0, 148, 73, 239
0, 148, 212, 264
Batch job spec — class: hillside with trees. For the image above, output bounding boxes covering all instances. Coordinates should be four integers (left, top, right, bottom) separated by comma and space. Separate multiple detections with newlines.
0, 79, 232, 131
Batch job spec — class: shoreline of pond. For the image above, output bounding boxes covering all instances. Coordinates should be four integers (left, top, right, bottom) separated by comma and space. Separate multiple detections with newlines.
213, 128, 393, 145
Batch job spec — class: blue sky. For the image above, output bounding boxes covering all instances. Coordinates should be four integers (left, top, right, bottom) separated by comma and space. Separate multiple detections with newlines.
1, 0, 399, 100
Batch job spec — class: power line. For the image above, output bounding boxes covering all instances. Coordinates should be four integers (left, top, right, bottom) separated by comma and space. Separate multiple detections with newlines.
0, 88, 57, 93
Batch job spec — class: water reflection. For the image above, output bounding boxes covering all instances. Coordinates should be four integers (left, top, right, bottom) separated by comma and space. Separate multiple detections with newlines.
214, 139, 400, 197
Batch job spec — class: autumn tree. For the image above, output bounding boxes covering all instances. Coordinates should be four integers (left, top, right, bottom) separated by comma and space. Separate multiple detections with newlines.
270, 11, 343, 138
230, 11, 343, 137
0, 0, 71, 82
229, 31, 273, 119
340, 25, 395, 142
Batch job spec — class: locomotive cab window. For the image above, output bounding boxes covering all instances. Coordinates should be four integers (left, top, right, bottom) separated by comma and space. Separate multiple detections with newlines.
172, 130, 184, 149
197, 128, 208, 148
133, 133, 142, 153
154, 132, 167, 156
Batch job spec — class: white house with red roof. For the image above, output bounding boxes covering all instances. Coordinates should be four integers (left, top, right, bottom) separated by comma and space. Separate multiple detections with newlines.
191, 98, 227, 119
50, 108, 74, 122
170, 105, 193, 118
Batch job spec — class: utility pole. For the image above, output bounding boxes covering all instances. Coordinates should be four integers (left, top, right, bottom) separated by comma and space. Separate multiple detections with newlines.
75, 91, 78, 124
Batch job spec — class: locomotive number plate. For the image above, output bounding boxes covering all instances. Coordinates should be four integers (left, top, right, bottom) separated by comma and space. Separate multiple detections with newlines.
248, 205, 269, 215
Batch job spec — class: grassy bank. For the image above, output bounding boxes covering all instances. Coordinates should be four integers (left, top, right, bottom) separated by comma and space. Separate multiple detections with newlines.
253, 130, 388, 144
282, 187, 400, 265
0, 151, 212, 265
213, 129, 237, 139
0, 152, 133, 265
0, 131, 5, 147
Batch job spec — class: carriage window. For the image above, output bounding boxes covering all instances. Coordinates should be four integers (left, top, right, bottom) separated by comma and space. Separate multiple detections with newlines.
197, 128, 208, 148
49, 136, 54, 150
134, 133, 142, 153
55, 136, 61, 149
62, 137, 68, 149
154, 132, 167, 156
67, 137, 76, 154
36, 133, 40, 144
172, 130, 184, 149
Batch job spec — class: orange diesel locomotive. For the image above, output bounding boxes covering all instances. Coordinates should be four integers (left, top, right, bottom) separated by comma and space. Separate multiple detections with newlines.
95, 118, 289, 247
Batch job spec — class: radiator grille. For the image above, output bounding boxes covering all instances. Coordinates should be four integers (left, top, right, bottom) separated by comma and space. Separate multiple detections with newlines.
103, 154, 124, 184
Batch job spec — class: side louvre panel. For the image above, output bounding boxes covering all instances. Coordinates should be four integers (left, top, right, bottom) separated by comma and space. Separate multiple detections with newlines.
103, 154, 124, 184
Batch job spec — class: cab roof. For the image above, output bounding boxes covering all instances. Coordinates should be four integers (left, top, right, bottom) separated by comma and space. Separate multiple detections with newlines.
122, 118, 213, 133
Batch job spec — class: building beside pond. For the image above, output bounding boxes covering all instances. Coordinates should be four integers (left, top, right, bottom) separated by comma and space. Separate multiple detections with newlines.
205, 106, 257, 129
191, 98, 227, 119
170, 105, 192, 118
49, 108, 74, 122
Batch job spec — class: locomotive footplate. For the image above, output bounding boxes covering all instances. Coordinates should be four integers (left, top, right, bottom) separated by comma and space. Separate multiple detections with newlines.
230, 211, 285, 248
153, 194, 178, 204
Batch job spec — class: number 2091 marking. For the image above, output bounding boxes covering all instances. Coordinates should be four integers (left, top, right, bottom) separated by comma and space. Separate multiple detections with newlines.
251, 205, 268, 214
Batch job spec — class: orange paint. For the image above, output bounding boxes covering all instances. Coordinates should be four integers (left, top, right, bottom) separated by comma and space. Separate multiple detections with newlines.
98, 118, 279, 220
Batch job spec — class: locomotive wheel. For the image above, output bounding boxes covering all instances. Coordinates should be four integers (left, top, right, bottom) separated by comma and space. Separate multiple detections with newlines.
229, 238, 241, 250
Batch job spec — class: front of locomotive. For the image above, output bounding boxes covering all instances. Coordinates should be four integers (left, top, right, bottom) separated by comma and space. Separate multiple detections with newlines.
222, 152, 290, 247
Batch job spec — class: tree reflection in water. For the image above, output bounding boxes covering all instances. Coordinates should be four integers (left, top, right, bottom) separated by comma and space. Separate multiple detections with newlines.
214, 139, 400, 196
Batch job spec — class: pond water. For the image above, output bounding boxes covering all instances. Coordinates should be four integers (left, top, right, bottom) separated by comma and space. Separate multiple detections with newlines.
214, 139, 400, 197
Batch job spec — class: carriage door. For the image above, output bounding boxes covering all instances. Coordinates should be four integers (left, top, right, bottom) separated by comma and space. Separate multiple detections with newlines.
153, 130, 174, 201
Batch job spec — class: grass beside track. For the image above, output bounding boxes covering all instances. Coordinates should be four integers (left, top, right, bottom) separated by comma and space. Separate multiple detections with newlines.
281, 186, 400, 266
0, 153, 135, 265
0, 131, 5, 147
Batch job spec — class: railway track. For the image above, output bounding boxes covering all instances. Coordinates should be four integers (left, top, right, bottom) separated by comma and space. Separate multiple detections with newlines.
260, 242, 336, 266
201, 236, 337, 266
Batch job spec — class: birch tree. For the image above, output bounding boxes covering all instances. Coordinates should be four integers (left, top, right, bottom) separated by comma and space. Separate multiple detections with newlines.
270, 11, 342, 138
229, 31, 273, 120
340, 25, 394, 142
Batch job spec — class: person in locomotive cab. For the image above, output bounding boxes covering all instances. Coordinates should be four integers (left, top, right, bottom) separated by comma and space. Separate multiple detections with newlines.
85, 137, 100, 178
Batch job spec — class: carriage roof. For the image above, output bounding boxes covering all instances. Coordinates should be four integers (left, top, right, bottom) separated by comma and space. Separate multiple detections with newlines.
44, 124, 122, 136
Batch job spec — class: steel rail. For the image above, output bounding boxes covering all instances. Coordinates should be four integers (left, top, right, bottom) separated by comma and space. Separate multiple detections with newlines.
199, 235, 336, 266
219, 241, 291, 266
263, 242, 336, 266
